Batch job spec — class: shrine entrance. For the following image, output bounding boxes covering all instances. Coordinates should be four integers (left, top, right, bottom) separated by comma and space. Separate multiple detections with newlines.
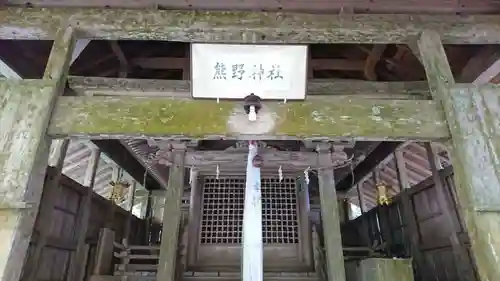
1, 6, 500, 281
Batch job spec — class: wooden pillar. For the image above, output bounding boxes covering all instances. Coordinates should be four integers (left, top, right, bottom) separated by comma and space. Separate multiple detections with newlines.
187, 168, 200, 267
0, 27, 74, 281
394, 150, 426, 279
68, 147, 100, 281
316, 143, 346, 281
359, 258, 414, 281
93, 228, 115, 275
418, 30, 500, 281
124, 180, 137, 243
157, 144, 186, 281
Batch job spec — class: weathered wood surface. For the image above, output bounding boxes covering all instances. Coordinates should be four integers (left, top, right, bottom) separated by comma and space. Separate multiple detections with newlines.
0, 80, 57, 281
157, 147, 186, 281
47, 96, 449, 140
359, 258, 414, 281
25, 139, 70, 281
394, 149, 427, 280
419, 29, 500, 281
67, 147, 100, 281
317, 144, 346, 281
1, 26, 74, 280
2, 8, 500, 43
67, 76, 431, 99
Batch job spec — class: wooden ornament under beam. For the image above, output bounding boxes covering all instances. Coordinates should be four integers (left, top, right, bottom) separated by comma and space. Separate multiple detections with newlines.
2, 8, 500, 43
47, 96, 449, 140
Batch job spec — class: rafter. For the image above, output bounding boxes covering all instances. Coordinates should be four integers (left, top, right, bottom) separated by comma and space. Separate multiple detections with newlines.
460, 45, 500, 84
1, 8, 500, 43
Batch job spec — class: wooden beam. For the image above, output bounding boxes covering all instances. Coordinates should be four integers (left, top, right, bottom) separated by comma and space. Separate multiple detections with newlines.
92, 140, 162, 190
67, 76, 430, 99
157, 145, 186, 281
71, 39, 91, 65
1, 8, 500, 43
68, 147, 100, 281
0, 26, 74, 281
459, 46, 500, 84
336, 142, 402, 191
47, 96, 448, 140
133, 57, 366, 71
394, 149, 427, 280
418, 29, 500, 281
0, 58, 21, 79
172, 150, 318, 168
317, 143, 346, 281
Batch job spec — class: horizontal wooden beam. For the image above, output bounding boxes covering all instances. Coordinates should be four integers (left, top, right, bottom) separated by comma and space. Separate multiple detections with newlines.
1, 8, 500, 43
47, 95, 449, 140
67, 76, 431, 99
336, 142, 402, 191
92, 140, 163, 190
182, 150, 318, 168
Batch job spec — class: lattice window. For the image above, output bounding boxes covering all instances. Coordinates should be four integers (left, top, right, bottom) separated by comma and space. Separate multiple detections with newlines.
200, 176, 299, 245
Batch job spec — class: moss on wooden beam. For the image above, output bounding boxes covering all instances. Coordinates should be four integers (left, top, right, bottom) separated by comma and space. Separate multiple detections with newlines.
47, 95, 449, 140
67, 76, 431, 99
2, 8, 500, 43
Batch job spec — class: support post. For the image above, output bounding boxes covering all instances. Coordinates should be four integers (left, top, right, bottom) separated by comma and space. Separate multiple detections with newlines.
242, 141, 263, 281
418, 30, 500, 281
124, 180, 137, 243
68, 147, 100, 281
93, 228, 115, 275
0, 26, 74, 281
394, 149, 426, 280
157, 144, 186, 281
187, 168, 201, 267
316, 143, 346, 281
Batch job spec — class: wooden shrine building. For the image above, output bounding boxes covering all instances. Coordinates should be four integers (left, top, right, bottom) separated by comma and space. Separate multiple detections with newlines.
1, 1, 500, 281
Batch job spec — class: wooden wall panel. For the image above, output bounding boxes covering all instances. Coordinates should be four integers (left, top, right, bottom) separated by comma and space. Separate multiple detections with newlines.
20, 167, 145, 281
343, 166, 478, 281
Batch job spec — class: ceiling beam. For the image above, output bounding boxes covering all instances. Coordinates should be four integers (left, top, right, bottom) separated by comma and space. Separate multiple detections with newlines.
460, 46, 500, 84
67, 76, 431, 99
92, 140, 162, 190
47, 95, 449, 140
336, 142, 402, 191
1, 8, 500, 43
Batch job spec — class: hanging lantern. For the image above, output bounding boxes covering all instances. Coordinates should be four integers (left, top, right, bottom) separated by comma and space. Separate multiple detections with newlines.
109, 180, 130, 204
376, 182, 392, 206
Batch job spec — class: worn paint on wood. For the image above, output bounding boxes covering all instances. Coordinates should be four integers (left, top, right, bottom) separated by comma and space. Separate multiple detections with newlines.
359, 258, 414, 281
47, 96, 449, 140
317, 144, 346, 281
157, 148, 186, 281
2, 8, 500, 43
0, 79, 59, 281
67, 76, 431, 99
419, 29, 500, 281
